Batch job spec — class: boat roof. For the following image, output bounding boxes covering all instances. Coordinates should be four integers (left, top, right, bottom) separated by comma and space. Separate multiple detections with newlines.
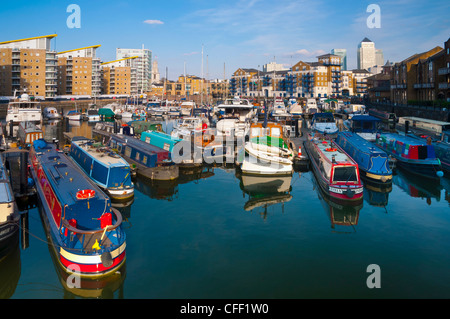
111, 134, 169, 155
313, 112, 334, 119
399, 116, 450, 125
71, 138, 130, 168
379, 132, 428, 146
338, 132, 386, 156
310, 135, 356, 165
351, 115, 380, 122
32, 139, 110, 207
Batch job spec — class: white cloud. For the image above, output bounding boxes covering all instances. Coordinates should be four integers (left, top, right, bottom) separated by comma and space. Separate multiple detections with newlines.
143, 19, 164, 25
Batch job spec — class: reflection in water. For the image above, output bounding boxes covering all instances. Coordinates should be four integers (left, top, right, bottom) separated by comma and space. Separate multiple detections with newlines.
393, 168, 441, 204
237, 171, 293, 220
311, 172, 362, 233
0, 238, 20, 299
362, 177, 392, 210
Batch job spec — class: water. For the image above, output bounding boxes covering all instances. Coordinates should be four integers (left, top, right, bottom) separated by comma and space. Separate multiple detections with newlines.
4, 119, 450, 299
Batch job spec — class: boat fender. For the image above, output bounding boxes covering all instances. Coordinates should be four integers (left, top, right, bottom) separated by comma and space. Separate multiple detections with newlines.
345, 188, 355, 198
101, 251, 114, 268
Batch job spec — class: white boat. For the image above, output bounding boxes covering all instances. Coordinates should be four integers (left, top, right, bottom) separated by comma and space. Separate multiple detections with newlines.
288, 99, 303, 117
304, 98, 318, 118
43, 107, 61, 120
180, 101, 196, 116
237, 122, 294, 176
310, 113, 339, 135
5, 93, 42, 124
86, 109, 100, 122
215, 97, 256, 142
171, 117, 204, 140
65, 109, 82, 121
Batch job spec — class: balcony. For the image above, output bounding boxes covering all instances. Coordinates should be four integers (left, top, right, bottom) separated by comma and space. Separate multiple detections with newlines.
438, 82, 450, 89
438, 67, 450, 75
413, 83, 434, 89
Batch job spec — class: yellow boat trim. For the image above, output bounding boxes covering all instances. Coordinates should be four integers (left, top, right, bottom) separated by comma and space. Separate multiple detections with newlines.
366, 172, 392, 181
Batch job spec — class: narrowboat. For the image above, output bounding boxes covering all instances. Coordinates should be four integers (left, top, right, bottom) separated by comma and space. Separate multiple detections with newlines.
141, 130, 181, 153
303, 134, 363, 203
29, 139, 126, 277
69, 137, 134, 201
237, 122, 294, 176
0, 154, 20, 252
92, 122, 135, 140
335, 131, 392, 184
375, 132, 443, 180
108, 134, 179, 181
344, 115, 381, 141
310, 112, 339, 136
17, 121, 43, 148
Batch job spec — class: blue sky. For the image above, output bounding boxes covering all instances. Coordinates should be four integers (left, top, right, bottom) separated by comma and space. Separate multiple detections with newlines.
1, 0, 449, 80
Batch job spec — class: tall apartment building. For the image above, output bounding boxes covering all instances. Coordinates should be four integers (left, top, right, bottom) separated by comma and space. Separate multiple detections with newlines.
56, 45, 102, 96
101, 56, 138, 95
331, 49, 347, 70
116, 47, 152, 94
0, 34, 58, 98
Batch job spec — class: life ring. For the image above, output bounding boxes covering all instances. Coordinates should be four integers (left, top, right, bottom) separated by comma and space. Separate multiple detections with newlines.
76, 189, 96, 200
325, 147, 337, 152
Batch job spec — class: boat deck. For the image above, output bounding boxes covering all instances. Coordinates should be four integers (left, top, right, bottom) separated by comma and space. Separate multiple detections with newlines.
72, 139, 129, 168
338, 131, 385, 155
310, 136, 354, 164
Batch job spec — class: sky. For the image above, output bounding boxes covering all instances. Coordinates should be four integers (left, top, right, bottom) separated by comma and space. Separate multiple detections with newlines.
1, 0, 449, 81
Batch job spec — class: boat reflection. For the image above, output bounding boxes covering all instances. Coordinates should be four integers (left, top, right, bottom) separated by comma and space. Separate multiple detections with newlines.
393, 168, 441, 204
311, 172, 362, 232
237, 172, 293, 220
362, 176, 392, 209
46, 237, 126, 299
0, 241, 21, 299
134, 165, 216, 201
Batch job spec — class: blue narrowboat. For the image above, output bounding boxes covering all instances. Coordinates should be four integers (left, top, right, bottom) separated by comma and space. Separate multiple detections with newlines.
108, 134, 179, 181
375, 133, 443, 180
335, 131, 392, 184
29, 139, 126, 277
69, 137, 134, 201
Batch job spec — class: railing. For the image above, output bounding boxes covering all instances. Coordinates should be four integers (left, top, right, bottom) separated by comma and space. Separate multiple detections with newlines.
438, 67, 450, 75
61, 207, 124, 254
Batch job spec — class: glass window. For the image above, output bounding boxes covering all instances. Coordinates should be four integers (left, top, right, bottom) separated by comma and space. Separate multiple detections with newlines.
333, 166, 358, 182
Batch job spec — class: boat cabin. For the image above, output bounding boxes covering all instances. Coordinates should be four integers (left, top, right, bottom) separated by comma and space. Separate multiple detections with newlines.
18, 121, 43, 147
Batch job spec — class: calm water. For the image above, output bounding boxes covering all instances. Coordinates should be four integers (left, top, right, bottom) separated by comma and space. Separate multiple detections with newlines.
4, 119, 450, 299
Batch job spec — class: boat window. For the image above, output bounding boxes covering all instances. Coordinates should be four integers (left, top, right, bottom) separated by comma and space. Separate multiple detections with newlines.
333, 166, 358, 182
143, 156, 147, 165
107, 166, 132, 188
135, 152, 140, 161
125, 146, 131, 157
251, 127, 260, 137
271, 127, 281, 137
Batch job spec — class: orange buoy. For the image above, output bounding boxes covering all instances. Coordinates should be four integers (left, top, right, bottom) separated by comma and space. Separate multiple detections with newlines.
76, 189, 96, 200
325, 147, 337, 152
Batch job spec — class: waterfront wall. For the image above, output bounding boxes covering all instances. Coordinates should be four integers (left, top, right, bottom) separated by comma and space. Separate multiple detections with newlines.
367, 101, 450, 122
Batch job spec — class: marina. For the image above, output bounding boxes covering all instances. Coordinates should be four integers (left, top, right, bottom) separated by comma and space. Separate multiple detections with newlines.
2, 111, 450, 299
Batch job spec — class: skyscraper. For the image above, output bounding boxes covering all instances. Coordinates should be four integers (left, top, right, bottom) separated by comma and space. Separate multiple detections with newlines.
357, 37, 376, 70
116, 46, 152, 94
375, 49, 384, 66
331, 48, 347, 70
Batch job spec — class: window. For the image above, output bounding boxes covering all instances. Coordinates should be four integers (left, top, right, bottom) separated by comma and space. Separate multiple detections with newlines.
333, 166, 358, 182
